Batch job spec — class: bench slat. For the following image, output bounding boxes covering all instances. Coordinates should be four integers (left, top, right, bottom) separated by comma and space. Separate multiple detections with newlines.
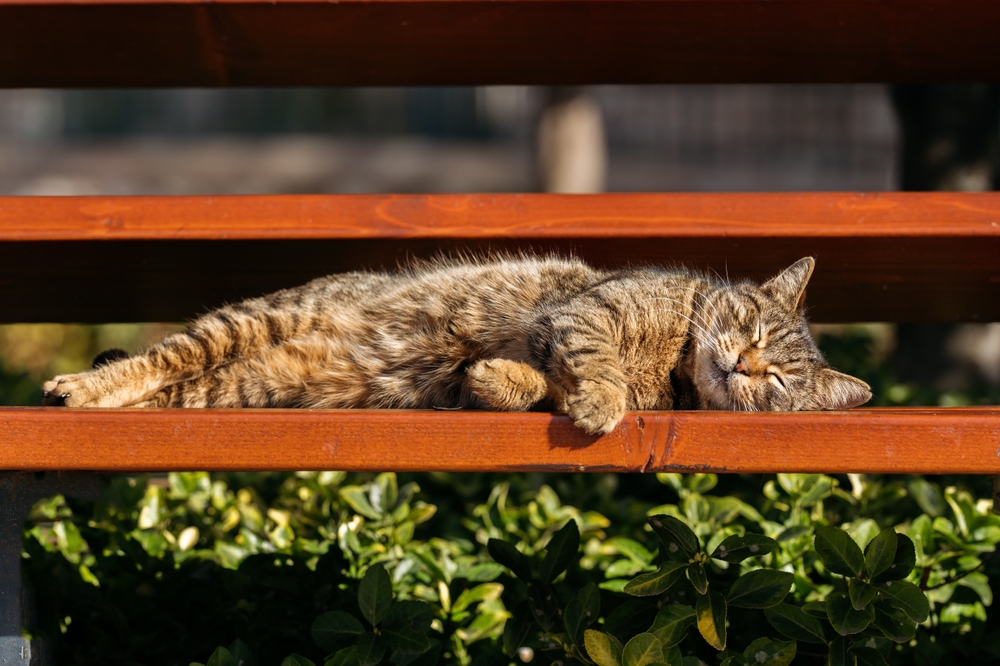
2, 0, 999, 87
2, 407, 999, 474
1, 193, 998, 324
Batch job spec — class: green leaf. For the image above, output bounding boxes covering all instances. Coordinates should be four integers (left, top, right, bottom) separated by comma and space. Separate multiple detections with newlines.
565, 583, 601, 644
526, 582, 560, 631
281, 656, 316, 666
872, 604, 917, 643
662, 645, 684, 666
325, 647, 358, 666
776, 526, 812, 543
876, 580, 929, 623
411, 550, 449, 585
696, 589, 727, 650
851, 647, 888, 666
382, 601, 433, 654
356, 632, 387, 666
603, 599, 658, 643
686, 561, 708, 596
727, 570, 793, 609
801, 602, 827, 618
826, 637, 853, 666
359, 564, 394, 627
340, 486, 382, 520
585, 630, 624, 666
648, 604, 697, 647
741, 637, 796, 666
370, 473, 398, 515
540, 519, 580, 583
227, 640, 255, 666
863, 528, 897, 580
957, 571, 993, 605
390, 639, 439, 666
648, 645, 685, 666
648, 515, 701, 562
710, 534, 779, 563
907, 478, 945, 517
606, 537, 655, 565
847, 579, 877, 611
870, 535, 915, 584
452, 583, 504, 614
827, 591, 875, 635
487, 539, 533, 582
852, 637, 891, 658
312, 611, 365, 653
709, 497, 743, 524
815, 527, 865, 579
623, 634, 664, 666
465, 562, 505, 582
503, 602, 533, 658
763, 603, 827, 644
624, 561, 687, 597
797, 475, 835, 507
207, 647, 237, 666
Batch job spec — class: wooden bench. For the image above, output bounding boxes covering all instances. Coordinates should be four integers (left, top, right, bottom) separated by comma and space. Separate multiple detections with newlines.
2, 1, 1000, 662
1, 191, 999, 475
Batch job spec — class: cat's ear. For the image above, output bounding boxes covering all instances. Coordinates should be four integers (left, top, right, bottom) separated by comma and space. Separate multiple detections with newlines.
762, 257, 815, 310
815, 369, 872, 410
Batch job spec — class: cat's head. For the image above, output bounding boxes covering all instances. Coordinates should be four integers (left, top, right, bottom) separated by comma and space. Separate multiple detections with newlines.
693, 257, 872, 411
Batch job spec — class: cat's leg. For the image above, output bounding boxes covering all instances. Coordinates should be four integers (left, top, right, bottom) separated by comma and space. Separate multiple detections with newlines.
466, 359, 549, 411
41, 299, 310, 408
132, 333, 372, 409
534, 307, 629, 435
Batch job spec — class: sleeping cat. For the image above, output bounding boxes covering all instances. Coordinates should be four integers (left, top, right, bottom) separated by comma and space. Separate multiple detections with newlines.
41, 255, 871, 435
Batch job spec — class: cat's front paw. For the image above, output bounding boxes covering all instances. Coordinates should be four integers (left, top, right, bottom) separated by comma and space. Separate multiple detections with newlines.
565, 380, 627, 436
42, 373, 103, 407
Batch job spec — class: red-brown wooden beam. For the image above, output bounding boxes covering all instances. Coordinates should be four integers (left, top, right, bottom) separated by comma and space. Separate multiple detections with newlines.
1, 0, 999, 87
1, 192, 998, 324
2, 407, 999, 474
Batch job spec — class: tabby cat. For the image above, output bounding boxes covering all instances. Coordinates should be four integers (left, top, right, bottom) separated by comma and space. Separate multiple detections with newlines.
42, 255, 871, 435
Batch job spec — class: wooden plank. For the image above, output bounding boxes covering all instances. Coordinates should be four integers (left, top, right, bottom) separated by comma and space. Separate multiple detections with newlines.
1, 193, 998, 324
2, 407, 999, 474
1, 0, 999, 87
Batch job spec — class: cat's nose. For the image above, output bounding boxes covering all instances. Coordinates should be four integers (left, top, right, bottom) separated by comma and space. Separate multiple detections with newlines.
734, 356, 750, 375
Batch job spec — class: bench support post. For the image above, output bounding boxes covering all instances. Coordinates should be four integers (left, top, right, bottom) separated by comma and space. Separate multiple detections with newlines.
993, 476, 1000, 516
0, 472, 102, 665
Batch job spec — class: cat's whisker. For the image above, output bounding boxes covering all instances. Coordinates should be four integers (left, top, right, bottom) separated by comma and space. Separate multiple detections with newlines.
660, 285, 725, 326
646, 307, 712, 341
637, 296, 715, 333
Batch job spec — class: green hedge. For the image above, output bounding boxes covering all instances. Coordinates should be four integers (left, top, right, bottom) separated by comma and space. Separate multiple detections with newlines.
22, 471, 999, 666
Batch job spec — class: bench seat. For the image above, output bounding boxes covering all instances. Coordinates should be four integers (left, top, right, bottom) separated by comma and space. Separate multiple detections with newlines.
2, 407, 999, 474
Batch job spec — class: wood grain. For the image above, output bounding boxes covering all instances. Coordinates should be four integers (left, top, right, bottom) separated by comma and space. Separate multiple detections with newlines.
1, 0, 999, 87
2, 407, 999, 474
1, 193, 998, 323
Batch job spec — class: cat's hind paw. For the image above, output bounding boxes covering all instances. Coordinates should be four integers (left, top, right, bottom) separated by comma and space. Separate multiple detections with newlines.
467, 359, 548, 411
41, 373, 109, 407
565, 380, 627, 436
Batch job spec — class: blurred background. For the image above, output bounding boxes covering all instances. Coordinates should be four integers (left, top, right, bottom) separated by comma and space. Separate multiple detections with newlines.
0, 84, 998, 406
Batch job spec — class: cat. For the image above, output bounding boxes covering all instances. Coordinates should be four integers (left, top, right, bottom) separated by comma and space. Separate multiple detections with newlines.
41, 254, 871, 435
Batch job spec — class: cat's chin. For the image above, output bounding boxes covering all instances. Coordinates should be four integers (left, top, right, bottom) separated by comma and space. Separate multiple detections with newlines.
700, 367, 760, 412
699, 372, 741, 411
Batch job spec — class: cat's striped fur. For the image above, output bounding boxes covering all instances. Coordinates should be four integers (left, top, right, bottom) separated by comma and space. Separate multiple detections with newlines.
42, 255, 871, 435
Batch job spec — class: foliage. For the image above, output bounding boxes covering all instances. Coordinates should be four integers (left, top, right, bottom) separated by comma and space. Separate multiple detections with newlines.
21, 470, 1000, 666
